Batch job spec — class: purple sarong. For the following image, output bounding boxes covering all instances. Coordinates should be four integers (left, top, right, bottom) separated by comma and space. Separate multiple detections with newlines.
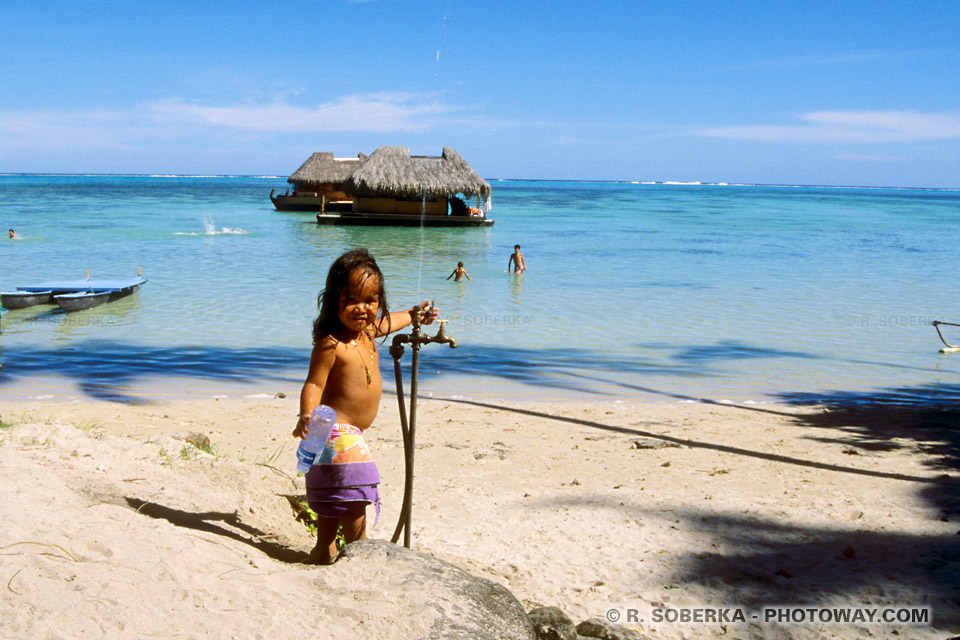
305, 424, 380, 523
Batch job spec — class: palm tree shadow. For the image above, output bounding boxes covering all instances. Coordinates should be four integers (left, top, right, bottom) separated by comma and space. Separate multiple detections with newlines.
668, 510, 959, 623
0, 341, 306, 404
777, 385, 960, 518
529, 494, 958, 623
124, 497, 308, 564
448, 394, 960, 627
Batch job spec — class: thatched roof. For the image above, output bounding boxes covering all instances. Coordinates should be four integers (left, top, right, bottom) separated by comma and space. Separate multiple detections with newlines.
343, 146, 491, 200
287, 152, 365, 186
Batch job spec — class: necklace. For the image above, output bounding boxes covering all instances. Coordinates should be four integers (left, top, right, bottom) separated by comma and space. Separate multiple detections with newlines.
346, 332, 375, 386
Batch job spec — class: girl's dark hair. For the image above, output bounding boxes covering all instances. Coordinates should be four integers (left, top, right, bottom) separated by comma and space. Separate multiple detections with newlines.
313, 248, 389, 344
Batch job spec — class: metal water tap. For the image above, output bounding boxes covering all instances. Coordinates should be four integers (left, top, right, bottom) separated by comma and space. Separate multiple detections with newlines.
426, 320, 457, 348
390, 307, 458, 359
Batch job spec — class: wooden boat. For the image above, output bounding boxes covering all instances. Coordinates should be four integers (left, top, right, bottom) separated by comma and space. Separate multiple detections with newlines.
12, 274, 146, 312
316, 211, 494, 227
0, 290, 53, 309
54, 290, 112, 311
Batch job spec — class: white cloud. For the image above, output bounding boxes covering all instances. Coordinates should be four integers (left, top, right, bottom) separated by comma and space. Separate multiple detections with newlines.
146, 93, 462, 133
699, 110, 960, 144
0, 93, 476, 153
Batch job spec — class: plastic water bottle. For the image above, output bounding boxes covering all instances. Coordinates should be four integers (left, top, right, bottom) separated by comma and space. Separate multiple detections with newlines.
295, 404, 337, 474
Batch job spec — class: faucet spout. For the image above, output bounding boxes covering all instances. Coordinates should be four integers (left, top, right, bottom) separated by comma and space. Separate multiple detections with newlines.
431, 320, 457, 348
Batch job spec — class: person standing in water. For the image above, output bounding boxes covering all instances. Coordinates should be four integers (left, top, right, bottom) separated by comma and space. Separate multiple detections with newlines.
508, 245, 527, 273
446, 262, 472, 282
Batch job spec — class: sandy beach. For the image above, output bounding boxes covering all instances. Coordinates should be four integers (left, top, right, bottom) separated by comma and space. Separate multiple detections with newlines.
1, 391, 958, 639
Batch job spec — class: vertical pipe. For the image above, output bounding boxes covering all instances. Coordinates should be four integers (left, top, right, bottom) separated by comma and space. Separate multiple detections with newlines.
390, 350, 410, 545
404, 343, 420, 548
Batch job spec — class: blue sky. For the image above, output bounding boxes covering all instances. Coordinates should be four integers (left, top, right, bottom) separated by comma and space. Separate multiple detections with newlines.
1, 1, 958, 187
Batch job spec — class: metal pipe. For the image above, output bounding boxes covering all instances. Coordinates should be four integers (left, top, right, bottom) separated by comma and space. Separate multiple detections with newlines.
389, 337, 410, 545
389, 306, 456, 548
406, 344, 420, 548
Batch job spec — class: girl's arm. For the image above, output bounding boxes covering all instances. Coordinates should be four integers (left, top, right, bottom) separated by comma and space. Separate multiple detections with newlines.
373, 301, 438, 337
294, 337, 337, 438
446, 270, 455, 280
465, 271, 472, 281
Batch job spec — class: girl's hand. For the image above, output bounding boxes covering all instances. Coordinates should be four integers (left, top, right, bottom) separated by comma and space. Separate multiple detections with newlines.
418, 300, 439, 325
293, 415, 311, 439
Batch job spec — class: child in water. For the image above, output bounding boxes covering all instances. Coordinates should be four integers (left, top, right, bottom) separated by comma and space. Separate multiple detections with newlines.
446, 261, 472, 282
508, 244, 527, 273
294, 248, 437, 564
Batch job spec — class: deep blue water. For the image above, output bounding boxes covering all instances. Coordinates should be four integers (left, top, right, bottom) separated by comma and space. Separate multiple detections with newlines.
2, 175, 959, 405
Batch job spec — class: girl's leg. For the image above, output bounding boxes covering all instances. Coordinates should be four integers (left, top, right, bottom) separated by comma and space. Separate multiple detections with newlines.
308, 505, 367, 565
310, 516, 340, 565
339, 505, 367, 544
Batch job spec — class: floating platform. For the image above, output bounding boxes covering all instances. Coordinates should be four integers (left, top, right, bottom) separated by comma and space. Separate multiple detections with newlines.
271, 191, 353, 212
315, 212, 493, 227
3, 276, 146, 312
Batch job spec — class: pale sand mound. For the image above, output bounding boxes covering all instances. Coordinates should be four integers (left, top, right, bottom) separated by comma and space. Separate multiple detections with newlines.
2, 397, 958, 639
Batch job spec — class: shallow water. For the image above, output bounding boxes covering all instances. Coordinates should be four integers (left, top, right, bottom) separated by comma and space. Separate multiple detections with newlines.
2, 175, 959, 405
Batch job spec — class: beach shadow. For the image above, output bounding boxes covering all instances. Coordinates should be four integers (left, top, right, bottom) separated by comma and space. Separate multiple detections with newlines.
124, 497, 308, 564
0, 335, 850, 403
420, 338, 940, 398
448, 393, 960, 517
0, 341, 306, 403
1, 339, 688, 403
662, 511, 958, 621
468, 394, 958, 622
403, 342, 742, 396
776, 385, 960, 519
440, 397, 939, 484
531, 493, 958, 624
669, 340, 819, 363
0, 339, 682, 402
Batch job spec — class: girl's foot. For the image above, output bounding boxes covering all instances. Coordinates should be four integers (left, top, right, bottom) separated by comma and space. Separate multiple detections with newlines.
305, 545, 338, 565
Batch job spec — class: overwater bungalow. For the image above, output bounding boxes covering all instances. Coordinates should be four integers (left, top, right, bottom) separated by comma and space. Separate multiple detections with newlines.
272, 146, 493, 227
270, 151, 365, 212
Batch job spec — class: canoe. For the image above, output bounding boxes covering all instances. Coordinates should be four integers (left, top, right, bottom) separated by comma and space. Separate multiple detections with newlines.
54, 290, 112, 312
6, 275, 145, 313
0, 290, 53, 309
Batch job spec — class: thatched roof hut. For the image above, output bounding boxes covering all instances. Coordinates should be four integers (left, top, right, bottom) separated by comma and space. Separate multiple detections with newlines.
343, 146, 491, 201
287, 152, 365, 188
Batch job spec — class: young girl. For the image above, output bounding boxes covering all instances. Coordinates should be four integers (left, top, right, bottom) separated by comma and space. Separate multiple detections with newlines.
294, 248, 436, 564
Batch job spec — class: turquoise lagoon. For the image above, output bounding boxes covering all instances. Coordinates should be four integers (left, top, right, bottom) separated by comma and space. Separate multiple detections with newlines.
1, 175, 959, 406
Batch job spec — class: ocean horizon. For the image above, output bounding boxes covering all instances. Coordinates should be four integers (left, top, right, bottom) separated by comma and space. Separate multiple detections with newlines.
2, 174, 959, 407
3, 172, 959, 191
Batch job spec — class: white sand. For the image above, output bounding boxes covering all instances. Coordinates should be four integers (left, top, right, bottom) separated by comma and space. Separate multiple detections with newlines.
1, 393, 957, 638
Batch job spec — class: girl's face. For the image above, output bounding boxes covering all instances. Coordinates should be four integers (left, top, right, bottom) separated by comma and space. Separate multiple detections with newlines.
339, 268, 381, 333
